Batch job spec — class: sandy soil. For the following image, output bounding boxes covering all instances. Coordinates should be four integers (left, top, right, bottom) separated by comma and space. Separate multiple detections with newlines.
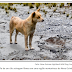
0, 4, 72, 60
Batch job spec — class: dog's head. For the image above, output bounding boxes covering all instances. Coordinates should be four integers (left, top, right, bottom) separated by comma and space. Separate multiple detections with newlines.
32, 8, 44, 23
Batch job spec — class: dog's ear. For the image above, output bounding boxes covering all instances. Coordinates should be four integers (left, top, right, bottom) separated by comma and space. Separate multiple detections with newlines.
37, 8, 40, 12
32, 12, 35, 17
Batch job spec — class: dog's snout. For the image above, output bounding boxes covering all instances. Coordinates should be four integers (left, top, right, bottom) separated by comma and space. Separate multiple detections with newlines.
42, 19, 44, 22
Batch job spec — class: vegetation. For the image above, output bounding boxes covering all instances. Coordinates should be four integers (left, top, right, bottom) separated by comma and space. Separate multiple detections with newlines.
66, 14, 69, 17
6, 10, 9, 14
28, 11, 29, 14
2, 6, 4, 9
35, 3, 40, 9
8, 5, 10, 9
70, 3, 72, 6
42, 9, 45, 12
52, 3, 57, 7
60, 3, 64, 8
8, 3, 13, 6
47, 4, 53, 9
63, 11, 65, 14
0, 3, 72, 14
29, 3, 34, 9
14, 10, 17, 12
10, 7, 13, 10
70, 16, 72, 19
42, 9, 47, 15
5, 7, 7, 10
43, 3, 48, 5
23, 3, 28, 6
53, 8, 57, 12
0, 3, 17, 13
13, 7, 16, 11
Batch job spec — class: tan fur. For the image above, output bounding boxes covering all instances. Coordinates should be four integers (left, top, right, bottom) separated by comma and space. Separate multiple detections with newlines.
9, 9, 44, 51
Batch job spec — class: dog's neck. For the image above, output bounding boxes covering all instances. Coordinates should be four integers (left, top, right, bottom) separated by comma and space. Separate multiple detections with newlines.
26, 14, 37, 25
32, 19, 37, 24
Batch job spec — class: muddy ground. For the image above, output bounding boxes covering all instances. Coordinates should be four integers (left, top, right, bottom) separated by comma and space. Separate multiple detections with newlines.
0, 4, 72, 60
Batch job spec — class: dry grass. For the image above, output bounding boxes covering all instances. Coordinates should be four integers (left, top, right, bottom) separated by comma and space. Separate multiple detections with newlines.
70, 16, 72, 19
35, 3, 40, 9
47, 4, 53, 9
51, 3, 57, 7
53, 8, 57, 12
23, 3, 28, 6
29, 3, 34, 9
60, 3, 64, 8
0, 3, 72, 14
6, 10, 9, 14
66, 14, 69, 17
10, 7, 13, 10
2, 6, 4, 9
5, 7, 7, 10
28, 11, 29, 14
63, 11, 65, 14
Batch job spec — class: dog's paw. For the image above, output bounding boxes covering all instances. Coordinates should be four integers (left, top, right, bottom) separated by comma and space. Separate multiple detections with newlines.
10, 43, 13, 44
10, 42, 13, 44
15, 43, 17, 44
30, 47, 34, 50
25, 48, 29, 51
15, 41, 17, 44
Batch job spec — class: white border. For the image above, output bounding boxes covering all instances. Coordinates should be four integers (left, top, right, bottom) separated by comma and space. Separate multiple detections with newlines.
0, 0, 72, 1
0, 0, 72, 62
0, 60, 72, 62
0, 0, 72, 3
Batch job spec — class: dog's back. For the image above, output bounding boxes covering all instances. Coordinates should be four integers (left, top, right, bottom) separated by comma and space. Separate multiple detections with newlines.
9, 16, 24, 34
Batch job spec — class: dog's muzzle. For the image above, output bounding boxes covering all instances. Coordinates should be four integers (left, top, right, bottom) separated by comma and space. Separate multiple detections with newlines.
42, 19, 44, 22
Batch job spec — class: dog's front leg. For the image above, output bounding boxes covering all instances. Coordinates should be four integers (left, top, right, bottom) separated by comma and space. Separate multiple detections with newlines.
25, 35, 29, 51
29, 33, 34, 50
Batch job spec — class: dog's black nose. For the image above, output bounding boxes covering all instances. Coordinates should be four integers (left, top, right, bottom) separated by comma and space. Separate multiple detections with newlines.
42, 19, 44, 22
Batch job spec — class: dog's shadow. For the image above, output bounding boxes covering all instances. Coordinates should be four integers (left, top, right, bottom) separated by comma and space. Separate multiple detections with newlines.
10, 44, 25, 51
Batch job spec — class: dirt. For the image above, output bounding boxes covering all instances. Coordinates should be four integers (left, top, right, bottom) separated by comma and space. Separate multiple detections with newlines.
0, 4, 72, 60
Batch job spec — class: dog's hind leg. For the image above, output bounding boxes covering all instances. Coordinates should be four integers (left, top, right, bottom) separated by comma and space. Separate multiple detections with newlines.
9, 21, 15, 44
15, 29, 19, 44
10, 29, 14, 44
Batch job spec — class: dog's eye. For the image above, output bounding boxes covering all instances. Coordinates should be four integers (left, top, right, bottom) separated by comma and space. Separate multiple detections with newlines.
38, 16, 40, 18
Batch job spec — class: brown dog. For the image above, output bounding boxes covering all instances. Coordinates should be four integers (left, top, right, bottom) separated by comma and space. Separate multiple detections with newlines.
9, 8, 44, 51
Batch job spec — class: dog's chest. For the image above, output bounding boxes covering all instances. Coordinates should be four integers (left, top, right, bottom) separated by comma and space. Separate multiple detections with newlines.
23, 21, 36, 35
25, 24, 35, 35
28, 25, 35, 34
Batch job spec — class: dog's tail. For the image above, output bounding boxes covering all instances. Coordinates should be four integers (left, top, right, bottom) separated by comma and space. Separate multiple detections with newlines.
9, 16, 15, 33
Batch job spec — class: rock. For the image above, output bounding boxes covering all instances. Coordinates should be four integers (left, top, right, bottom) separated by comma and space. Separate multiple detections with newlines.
50, 49, 57, 53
